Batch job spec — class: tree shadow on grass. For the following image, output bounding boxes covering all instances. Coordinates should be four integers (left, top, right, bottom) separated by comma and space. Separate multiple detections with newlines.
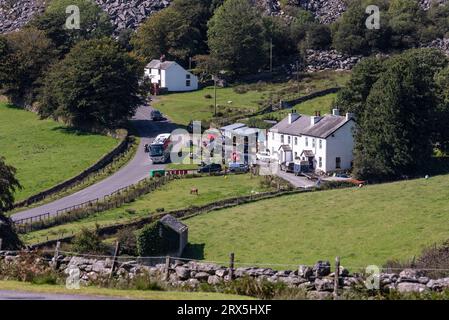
182, 243, 205, 260
51, 126, 100, 136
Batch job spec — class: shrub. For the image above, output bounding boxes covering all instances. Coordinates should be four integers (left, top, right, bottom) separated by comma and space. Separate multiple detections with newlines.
137, 222, 169, 256
116, 228, 138, 256
71, 226, 107, 254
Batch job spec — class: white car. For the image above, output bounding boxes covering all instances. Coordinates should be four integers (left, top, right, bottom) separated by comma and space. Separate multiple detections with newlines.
256, 152, 271, 163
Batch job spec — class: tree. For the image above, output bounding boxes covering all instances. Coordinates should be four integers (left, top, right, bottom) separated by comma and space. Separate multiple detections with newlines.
29, 0, 113, 56
305, 24, 332, 50
72, 226, 107, 254
353, 49, 448, 180
0, 156, 22, 250
39, 38, 142, 128
132, 0, 214, 65
0, 28, 56, 106
207, 0, 266, 76
336, 56, 386, 118
387, 0, 425, 49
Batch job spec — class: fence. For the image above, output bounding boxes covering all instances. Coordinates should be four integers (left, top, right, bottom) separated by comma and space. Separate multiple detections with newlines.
12, 135, 136, 209
13, 174, 177, 234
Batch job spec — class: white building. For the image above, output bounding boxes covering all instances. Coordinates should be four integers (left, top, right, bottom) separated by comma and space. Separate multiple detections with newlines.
267, 110, 355, 173
144, 59, 198, 92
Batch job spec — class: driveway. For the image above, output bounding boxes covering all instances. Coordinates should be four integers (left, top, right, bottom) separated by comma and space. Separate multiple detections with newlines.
276, 170, 317, 189
11, 105, 180, 222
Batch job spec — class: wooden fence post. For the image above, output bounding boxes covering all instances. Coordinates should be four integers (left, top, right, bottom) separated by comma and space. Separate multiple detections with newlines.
229, 252, 235, 280
334, 256, 340, 299
164, 256, 170, 281
53, 241, 61, 270
109, 241, 121, 279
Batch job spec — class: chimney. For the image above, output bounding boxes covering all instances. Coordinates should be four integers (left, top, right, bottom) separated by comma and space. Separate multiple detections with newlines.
288, 112, 300, 124
332, 108, 340, 116
311, 115, 321, 126
346, 112, 355, 121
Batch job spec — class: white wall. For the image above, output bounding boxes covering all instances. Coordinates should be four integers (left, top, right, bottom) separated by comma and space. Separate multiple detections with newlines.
164, 63, 198, 92
325, 120, 355, 172
267, 119, 355, 173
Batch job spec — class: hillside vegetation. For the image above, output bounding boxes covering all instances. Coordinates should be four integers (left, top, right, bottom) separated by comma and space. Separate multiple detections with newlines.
0, 103, 118, 201
184, 174, 449, 267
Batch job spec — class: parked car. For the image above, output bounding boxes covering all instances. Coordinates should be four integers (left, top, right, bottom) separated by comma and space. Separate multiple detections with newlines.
229, 163, 249, 173
256, 151, 271, 163
151, 110, 164, 121
280, 162, 295, 173
198, 163, 222, 173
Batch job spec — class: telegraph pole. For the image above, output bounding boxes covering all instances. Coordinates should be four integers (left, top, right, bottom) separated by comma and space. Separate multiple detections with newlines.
270, 37, 273, 73
213, 75, 217, 117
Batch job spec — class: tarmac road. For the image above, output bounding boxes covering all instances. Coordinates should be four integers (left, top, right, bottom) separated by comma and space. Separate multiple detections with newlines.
11, 105, 180, 222
0, 290, 125, 300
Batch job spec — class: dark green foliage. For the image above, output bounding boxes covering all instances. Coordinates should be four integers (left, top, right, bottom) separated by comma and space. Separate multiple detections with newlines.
0, 28, 56, 106
39, 37, 142, 128
207, 0, 266, 76
72, 226, 107, 254
29, 0, 113, 56
132, 0, 215, 65
305, 24, 332, 50
116, 228, 138, 256
336, 56, 386, 117
352, 49, 449, 180
137, 221, 170, 256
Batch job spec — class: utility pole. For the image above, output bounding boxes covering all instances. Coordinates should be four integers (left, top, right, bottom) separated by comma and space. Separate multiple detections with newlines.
213, 75, 217, 117
270, 37, 273, 73
189, 57, 192, 70
296, 60, 300, 93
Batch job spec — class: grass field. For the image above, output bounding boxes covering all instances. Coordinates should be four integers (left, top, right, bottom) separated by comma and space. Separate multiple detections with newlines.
153, 71, 350, 126
0, 103, 119, 201
22, 174, 272, 244
0, 280, 251, 300
255, 93, 337, 122
183, 174, 449, 268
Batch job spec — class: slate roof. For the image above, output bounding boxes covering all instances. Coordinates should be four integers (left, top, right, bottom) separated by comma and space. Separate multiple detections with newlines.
160, 214, 188, 234
146, 60, 176, 70
220, 123, 247, 132
270, 114, 352, 139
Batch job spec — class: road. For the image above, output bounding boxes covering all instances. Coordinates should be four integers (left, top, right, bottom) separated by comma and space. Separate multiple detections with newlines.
11, 106, 179, 222
0, 290, 124, 300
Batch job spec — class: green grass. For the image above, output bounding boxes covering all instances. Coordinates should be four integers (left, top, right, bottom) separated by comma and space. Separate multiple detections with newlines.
22, 174, 272, 244
256, 93, 337, 121
0, 280, 252, 300
183, 174, 449, 268
153, 71, 350, 126
0, 103, 119, 201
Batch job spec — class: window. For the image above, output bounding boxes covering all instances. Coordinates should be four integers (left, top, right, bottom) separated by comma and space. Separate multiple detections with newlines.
287, 136, 291, 144
319, 157, 322, 168
294, 137, 298, 145
305, 137, 308, 147
312, 139, 316, 148
186, 80, 191, 87
272, 132, 275, 140
295, 152, 298, 159
319, 139, 322, 149
281, 135, 284, 143
186, 74, 191, 79
336, 157, 341, 169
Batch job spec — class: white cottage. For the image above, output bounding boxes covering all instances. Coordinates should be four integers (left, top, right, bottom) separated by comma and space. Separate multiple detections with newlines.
267, 110, 355, 173
144, 59, 198, 92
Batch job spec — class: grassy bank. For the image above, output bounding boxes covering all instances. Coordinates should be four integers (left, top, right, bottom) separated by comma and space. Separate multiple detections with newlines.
153, 71, 350, 126
0, 103, 119, 201
0, 280, 251, 300
184, 174, 449, 267
22, 174, 273, 244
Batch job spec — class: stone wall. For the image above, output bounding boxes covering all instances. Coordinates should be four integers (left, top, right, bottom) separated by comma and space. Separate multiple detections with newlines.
1, 251, 448, 298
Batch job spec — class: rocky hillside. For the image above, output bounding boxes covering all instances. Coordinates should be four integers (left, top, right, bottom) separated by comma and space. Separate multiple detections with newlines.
2, 0, 448, 35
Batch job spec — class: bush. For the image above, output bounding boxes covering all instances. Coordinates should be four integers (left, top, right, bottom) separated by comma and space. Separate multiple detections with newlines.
116, 228, 138, 256
72, 226, 107, 254
137, 222, 169, 256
